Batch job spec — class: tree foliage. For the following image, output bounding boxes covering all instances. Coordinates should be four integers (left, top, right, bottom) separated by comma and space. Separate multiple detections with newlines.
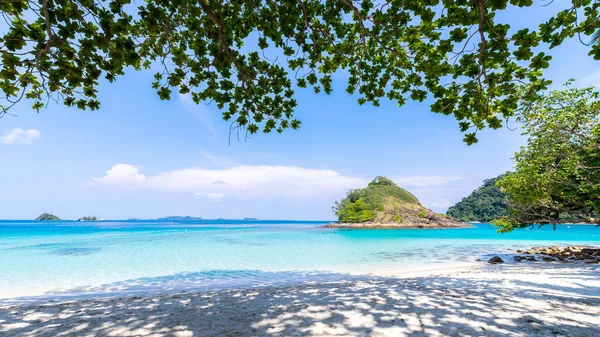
493, 85, 600, 233
446, 174, 508, 222
2, 1, 600, 141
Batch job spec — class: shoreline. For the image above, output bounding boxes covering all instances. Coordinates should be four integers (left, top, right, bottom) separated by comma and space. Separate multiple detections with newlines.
322, 222, 472, 229
2, 263, 599, 336
0, 262, 479, 305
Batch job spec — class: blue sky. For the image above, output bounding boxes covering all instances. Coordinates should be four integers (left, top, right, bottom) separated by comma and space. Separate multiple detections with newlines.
1, 3, 598, 220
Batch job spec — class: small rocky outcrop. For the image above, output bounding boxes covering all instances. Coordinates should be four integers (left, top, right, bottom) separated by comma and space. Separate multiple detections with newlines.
77, 216, 98, 221
513, 245, 600, 264
488, 256, 504, 264
324, 217, 471, 229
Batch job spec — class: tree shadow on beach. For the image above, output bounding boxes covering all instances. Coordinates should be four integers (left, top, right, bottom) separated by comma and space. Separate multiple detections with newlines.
1, 264, 599, 337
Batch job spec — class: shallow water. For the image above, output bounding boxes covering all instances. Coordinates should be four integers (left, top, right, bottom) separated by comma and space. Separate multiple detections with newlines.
1, 220, 599, 299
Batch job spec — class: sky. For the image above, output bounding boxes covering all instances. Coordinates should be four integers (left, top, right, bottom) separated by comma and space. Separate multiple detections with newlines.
1, 3, 599, 220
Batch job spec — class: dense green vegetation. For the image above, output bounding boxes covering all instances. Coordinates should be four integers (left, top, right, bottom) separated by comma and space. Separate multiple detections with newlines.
35, 213, 60, 221
493, 86, 600, 232
333, 176, 422, 223
2, 1, 600, 142
446, 175, 508, 222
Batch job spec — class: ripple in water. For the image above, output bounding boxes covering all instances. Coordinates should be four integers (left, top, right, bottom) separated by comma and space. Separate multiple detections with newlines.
51, 247, 101, 256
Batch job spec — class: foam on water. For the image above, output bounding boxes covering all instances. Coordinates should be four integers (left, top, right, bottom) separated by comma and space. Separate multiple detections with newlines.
1, 220, 598, 301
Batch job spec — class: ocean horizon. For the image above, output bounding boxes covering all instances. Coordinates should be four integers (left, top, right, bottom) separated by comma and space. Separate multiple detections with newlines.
2, 219, 599, 303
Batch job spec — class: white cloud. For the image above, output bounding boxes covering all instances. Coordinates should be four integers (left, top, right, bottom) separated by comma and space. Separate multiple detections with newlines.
93, 164, 147, 184
195, 192, 225, 203
92, 164, 368, 200
393, 176, 462, 187
92, 165, 467, 208
1, 128, 41, 144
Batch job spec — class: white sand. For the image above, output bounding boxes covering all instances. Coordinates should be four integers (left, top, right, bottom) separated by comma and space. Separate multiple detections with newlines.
1, 263, 599, 336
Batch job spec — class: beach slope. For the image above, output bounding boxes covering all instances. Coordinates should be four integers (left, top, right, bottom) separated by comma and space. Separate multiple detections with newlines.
1, 264, 599, 336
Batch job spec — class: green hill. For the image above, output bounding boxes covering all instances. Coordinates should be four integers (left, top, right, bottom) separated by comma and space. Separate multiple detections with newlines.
35, 213, 61, 221
329, 176, 468, 228
446, 175, 508, 222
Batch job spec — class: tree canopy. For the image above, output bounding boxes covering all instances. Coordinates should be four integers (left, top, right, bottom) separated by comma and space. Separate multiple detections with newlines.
446, 174, 508, 222
493, 85, 600, 233
2, 1, 600, 142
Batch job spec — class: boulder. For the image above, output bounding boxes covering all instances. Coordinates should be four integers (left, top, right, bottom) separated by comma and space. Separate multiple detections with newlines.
526, 256, 537, 262
541, 256, 557, 262
488, 256, 504, 264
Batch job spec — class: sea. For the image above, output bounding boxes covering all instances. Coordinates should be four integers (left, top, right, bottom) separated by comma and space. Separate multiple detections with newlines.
1, 220, 599, 302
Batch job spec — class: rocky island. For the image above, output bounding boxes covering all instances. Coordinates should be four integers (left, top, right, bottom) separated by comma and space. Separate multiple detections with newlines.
325, 176, 470, 229
77, 216, 98, 221
34, 213, 61, 221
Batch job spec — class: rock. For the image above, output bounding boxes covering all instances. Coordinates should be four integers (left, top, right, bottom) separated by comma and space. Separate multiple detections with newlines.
514, 256, 524, 262
526, 256, 537, 262
541, 256, 557, 262
516, 249, 523, 253
488, 256, 504, 264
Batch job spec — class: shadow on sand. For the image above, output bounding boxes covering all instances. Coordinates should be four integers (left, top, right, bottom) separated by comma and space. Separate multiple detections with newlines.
1, 264, 599, 336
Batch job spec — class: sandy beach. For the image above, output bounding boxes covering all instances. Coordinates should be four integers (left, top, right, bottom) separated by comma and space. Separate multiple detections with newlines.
1, 263, 599, 337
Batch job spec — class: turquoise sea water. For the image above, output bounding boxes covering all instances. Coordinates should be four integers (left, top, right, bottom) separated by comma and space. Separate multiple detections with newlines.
1, 220, 599, 300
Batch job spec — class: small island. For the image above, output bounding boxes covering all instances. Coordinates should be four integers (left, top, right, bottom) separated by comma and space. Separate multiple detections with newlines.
77, 216, 98, 221
155, 216, 204, 221
35, 213, 61, 221
325, 176, 470, 229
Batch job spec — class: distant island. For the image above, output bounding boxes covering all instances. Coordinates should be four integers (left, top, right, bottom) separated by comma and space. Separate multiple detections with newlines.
326, 176, 469, 229
446, 175, 508, 222
35, 213, 61, 221
127, 216, 260, 222
154, 216, 204, 221
77, 216, 98, 221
